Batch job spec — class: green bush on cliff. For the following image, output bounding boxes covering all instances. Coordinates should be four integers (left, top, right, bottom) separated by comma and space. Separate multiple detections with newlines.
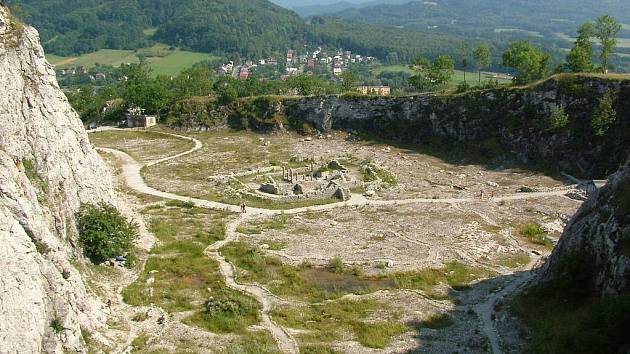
548, 104, 570, 131
77, 203, 138, 264
591, 90, 617, 136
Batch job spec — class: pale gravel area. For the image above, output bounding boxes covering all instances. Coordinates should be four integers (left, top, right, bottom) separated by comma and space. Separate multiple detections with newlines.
95, 129, 587, 354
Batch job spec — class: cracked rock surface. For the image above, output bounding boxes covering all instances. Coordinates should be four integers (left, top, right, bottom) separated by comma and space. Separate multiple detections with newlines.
0, 6, 116, 353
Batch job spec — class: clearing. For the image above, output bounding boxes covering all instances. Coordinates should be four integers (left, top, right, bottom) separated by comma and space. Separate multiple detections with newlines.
89, 126, 587, 353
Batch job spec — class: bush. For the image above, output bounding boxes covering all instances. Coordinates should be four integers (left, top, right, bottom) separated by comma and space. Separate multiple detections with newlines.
328, 257, 345, 274
591, 90, 617, 136
549, 104, 569, 130
50, 318, 63, 334
77, 203, 138, 264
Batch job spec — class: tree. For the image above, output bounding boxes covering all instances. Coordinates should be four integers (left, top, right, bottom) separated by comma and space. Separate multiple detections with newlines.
473, 45, 492, 83
459, 44, 471, 84
77, 203, 138, 264
591, 90, 617, 136
594, 15, 621, 74
566, 22, 595, 73
501, 41, 550, 84
340, 71, 357, 91
408, 56, 455, 90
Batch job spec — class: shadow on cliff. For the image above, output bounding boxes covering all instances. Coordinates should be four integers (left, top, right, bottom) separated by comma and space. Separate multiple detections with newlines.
400, 271, 532, 354
350, 131, 577, 181
400, 258, 630, 354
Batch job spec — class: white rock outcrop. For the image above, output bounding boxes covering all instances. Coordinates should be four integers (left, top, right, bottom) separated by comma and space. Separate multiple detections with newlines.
0, 6, 116, 353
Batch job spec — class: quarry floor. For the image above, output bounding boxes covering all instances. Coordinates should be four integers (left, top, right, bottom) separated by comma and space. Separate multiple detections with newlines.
88, 127, 583, 354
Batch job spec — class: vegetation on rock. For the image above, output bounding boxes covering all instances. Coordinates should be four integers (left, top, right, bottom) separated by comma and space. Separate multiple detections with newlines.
77, 203, 138, 264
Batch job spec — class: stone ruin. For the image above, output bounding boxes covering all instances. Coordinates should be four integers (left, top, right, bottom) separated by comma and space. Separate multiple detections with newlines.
253, 158, 355, 202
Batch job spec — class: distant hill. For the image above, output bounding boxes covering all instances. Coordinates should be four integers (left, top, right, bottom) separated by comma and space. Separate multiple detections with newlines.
6, 0, 472, 64
7, 0, 308, 57
327, 0, 630, 38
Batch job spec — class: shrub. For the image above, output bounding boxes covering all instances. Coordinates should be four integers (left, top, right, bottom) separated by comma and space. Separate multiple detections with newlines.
165, 199, 195, 208
77, 203, 138, 264
328, 257, 345, 274
549, 104, 569, 130
591, 90, 617, 136
50, 318, 63, 334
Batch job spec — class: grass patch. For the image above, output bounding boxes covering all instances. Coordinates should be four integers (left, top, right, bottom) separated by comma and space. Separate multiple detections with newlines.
222, 242, 395, 302
222, 331, 282, 354
122, 206, 259, 334
497, 252, 531, 268
518, 223, 554, 249
272, 299, 406, 349
352, 321, 407, 348
265, 240, 286, 251
89, 129, 194, 162
389, 261, 494, 294
237, 215, 289, 234
165, 199, 195, 208
131, 332, 151, 352
301, 345, 341, 354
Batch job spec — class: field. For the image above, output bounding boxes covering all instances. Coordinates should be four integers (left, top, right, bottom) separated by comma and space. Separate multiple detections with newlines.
555, 32, 630, 49
46, 44, 220, 76
494, 28, 543, 38
372, 65, 513, 87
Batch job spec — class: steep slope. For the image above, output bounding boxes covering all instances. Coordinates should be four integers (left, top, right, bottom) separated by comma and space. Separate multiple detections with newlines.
0, 6, 116, 352
538, 159, 630, 295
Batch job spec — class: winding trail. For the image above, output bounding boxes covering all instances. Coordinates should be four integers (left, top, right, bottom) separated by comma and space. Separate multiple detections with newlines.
96, 129, 586, 354
205, 217, 299, 354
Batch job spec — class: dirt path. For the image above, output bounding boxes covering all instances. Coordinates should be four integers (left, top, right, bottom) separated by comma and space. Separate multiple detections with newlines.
205, 216, 299, 354
96, 130, 583, 354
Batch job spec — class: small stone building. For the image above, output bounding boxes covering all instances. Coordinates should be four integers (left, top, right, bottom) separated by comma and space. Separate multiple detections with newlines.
358, 85, 391, 96
126, 107, 156, 128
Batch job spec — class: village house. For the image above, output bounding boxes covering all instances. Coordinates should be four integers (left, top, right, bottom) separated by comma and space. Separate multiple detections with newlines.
126, 107, 157, 128
359, 85, 391, 96
333, 63, 343, 76
286, 49, 295, 64
239, 65, 250, 80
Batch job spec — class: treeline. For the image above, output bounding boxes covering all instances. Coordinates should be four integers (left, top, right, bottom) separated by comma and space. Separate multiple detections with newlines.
67, 64, 353, 124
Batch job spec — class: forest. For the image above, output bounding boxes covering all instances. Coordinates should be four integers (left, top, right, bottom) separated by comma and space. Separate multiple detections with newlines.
5, 0, 469, 63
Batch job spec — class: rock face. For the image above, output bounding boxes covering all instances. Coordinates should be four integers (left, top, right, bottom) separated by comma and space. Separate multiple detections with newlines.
537, 160, 630, 296
284, 76, 630, 178
0, 7, 115, 353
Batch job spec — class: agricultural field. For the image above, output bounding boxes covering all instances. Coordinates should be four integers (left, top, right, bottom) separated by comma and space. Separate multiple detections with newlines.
46, 44, 220, 76
372, 65, 513, 87
89, 127, 586, 353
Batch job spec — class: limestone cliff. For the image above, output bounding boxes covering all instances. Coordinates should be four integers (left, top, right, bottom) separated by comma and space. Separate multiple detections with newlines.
0, 6, 116, 353
171, 75, 630, 178
284, 76, 630, 178
537, 160, 630, 296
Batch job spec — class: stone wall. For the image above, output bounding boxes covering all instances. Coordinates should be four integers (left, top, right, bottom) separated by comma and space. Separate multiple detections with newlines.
0, 7, 116, 353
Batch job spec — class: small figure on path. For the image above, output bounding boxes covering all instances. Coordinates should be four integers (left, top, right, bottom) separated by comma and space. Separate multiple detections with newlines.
107, 299, 112, 311
241, 202, 247, 214
480, 189, 485, 201
158, 314, 166, 325
491, 190, 495, 199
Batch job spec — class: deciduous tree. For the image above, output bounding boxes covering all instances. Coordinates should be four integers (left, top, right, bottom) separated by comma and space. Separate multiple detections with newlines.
594, 15, 621, 74
501, 41, 550, 84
